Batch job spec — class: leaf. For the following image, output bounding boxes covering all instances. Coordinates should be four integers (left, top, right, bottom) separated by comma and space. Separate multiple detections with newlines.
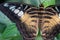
0, 11, 14, 25
2, 23, 23, 40
55, 0, 60, 6
41, 0, 60, 8
23, 0, 41, 7
36, 36, 43, 40
56, 33, 60, 40
2, 23, 21, 38
41, 0, 55, 8
0, 23, 6, 33
0, 11, 23, 40
5, 0, 22, 2
5, 0, 60, 8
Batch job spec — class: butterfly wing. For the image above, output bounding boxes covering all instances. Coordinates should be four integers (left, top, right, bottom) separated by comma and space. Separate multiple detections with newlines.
0, 2, 38, 40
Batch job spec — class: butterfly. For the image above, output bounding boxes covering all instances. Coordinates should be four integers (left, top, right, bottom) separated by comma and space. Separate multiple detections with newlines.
0, 2, 60, 40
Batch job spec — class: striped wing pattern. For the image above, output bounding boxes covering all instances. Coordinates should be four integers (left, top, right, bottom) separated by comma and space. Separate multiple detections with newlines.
0, 2, 60, 40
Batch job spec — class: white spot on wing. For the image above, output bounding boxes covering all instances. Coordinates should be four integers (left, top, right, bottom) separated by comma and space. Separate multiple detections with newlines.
4, 3, 9, 7
24, 5, 28, 10
14, 9, 20, 14
18, 11, 24, 17
18, 7, 21, 9
9, 6, 16, 11
59, 13, 60, 18
9, 6, 15, 9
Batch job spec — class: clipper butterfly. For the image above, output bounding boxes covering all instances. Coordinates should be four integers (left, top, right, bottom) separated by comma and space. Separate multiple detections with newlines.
0, 2, 60, 40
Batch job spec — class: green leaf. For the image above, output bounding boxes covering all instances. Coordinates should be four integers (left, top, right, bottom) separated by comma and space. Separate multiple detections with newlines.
0, 11, 23, 40
5, 0, 60, 8
0, 23, 6, 33
55, 0, 60, 6
2, 23, 23, 40
56, 34, 60, 40
5, 0, 22, 3
36, 36, 43, 40
5, 0, 41, 7
0, 11, 14, 25
23, 0, 41, 7
41, 0, 55, 8
41, 0, 60, 8
2, 23, 19, 38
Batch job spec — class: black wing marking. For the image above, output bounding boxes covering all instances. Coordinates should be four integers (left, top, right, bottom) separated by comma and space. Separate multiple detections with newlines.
0, 2, 23, 23
0, 2, 33, 23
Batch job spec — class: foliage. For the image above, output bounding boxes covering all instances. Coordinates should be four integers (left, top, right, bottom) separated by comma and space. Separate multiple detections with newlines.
5, 0, 60, 8
0, 11, 23, 40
